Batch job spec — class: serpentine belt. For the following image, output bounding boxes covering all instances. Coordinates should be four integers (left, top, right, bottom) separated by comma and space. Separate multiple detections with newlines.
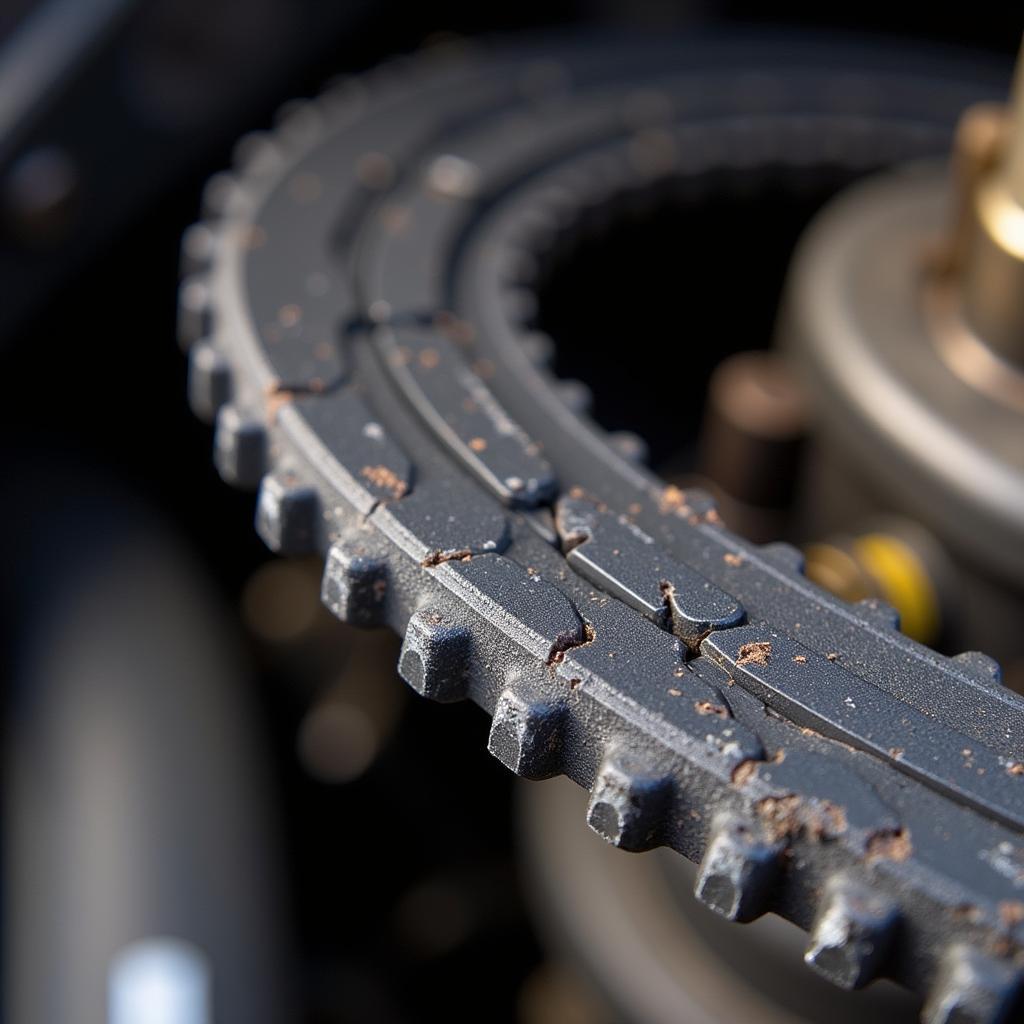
177, 33, 1024, 1023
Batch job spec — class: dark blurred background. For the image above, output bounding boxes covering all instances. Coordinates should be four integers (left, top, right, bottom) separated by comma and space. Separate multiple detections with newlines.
0, 3, 1020, 1023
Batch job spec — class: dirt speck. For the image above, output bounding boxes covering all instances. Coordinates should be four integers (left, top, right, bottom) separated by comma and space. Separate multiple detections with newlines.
865, 827, 912, 864
826, 652, 839, 662
737, 641, 772, 667
278, 303, 302, 327
792, 654, 807, 665
658, 485, 693, 517
732, 760, 760, 786
668, 687, 682, 697
1007, 762, 1024, 776
361, 464, 408, 500
264, 381, 295, 425
695, 700, 729, 719
468, 436, 487, 453
757, 795, 847, 843
999, 901, 1024, 928
951, 903, 983, 924
723, 552, 745, 567
418, 347, 440, 369
421, 548, 474, 568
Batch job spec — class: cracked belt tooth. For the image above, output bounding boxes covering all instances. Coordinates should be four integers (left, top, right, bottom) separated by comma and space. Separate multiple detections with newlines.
586, 755, 670, 851
922, 946, 1021, 1024
255, 475, 319, 555
803, 879, 898, 989
694, 814, 781, 923
177, 274, 212, 349
213, 405, 266, 489
187, 342, 232, 422
320, 544, 389, 628
487, 690, 564, 780
398, 611, 471, 703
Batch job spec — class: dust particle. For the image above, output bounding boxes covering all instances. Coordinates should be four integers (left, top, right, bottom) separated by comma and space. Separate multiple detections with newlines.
737, 641, 772, 667
757, 795, 847, 842
865, 827, 913, 864
360, 464, 408, 500
658, 484, 693, 517
421, 548, 474, 568
264, 381, 295, 426
694, 700, 729, 719
723, 552, 744, 567
999, 901, 1024, 928
468, 437, 487, 452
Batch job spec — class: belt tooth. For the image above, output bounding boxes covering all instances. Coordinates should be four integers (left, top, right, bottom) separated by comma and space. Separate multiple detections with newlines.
952, 650, 1003, 688
487, 690, 564, 780
187, 342, 232, 423
694, 813, 782, 923
179, 222, 217, 276
213, 406, 266, 490
757, 541, 806, 574
803, 878, 899, 989
586, 753, 670, 851
398, 610, 472, 703
608, 431, 649, 465
256, 474, 320, 555
177, 274, 213, 349
856, 596, 901, 630
922, 946, 1022, 1024
320, 543, 389, 628
554, 378, 592, 414
201, 170, 239, 218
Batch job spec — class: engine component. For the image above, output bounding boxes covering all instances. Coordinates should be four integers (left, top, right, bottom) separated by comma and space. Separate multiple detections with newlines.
180, 34, 1024, 1021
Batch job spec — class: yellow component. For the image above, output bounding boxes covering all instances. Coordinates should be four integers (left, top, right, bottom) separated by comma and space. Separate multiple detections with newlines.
852, 533, 941, 645
803, 542, 872, 604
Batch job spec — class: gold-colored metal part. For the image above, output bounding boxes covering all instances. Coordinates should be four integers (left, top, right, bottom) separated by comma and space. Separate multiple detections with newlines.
803, 542, 874, 604
943, 102, 1009, 277
852, 533, 941, 646
924, 277, 1024, 414
804, 534, 941, 646
951, 41, 1024, 367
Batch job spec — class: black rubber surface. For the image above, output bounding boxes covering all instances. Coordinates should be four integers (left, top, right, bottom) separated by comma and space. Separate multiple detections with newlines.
181, 33, 1024, 1022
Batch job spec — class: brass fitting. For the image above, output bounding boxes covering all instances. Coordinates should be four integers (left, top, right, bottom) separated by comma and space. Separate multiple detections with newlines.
953, 41, 1024, 368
